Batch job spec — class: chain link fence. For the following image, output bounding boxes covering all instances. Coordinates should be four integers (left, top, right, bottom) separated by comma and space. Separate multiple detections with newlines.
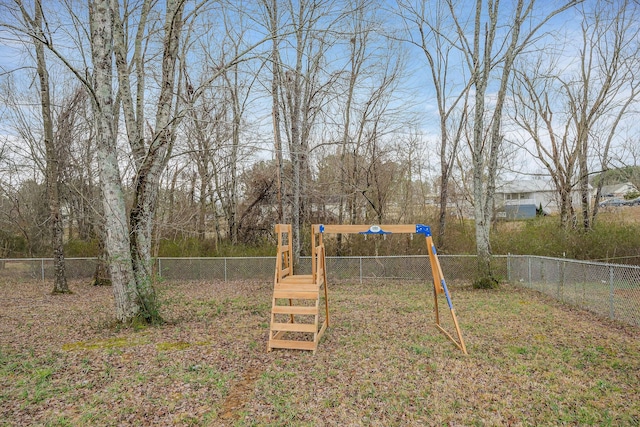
1, 254, 637, 327
507, 255, 640, 327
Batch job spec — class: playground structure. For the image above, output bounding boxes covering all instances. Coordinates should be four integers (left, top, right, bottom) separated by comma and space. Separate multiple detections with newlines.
267, 224, 467, 354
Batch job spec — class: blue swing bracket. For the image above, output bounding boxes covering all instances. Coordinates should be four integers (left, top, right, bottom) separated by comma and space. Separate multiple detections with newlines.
415, 224, 431, 237
359, 225, 392, 235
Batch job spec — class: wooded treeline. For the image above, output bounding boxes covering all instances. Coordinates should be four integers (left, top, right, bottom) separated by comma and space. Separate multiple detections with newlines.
0, 0, 639, 320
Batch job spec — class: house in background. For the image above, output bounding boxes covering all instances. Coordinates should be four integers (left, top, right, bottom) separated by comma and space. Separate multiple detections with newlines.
599, 182, 638, 199
495, 180, 590, 220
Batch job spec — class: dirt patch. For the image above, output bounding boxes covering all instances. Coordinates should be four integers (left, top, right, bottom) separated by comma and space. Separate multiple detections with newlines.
614, 288, 640, 297
218, 366, 262, 422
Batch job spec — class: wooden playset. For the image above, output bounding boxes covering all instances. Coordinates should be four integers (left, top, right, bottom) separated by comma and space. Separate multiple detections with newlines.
267, 224, 467, 354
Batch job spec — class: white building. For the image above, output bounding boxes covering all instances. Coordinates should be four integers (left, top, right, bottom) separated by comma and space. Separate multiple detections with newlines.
599, 182, 638, 199
495, 180, 590, 219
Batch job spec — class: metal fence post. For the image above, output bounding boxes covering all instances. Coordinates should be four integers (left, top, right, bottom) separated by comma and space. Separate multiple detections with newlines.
528, 256, 532, 288
158, 258, 162, 278
556, 259, 560, 299
609, 265, 615, 320
224, 258, 228, 282
507, 253, 511, 282
558, 257, 564, 302
359, 257, 363, 284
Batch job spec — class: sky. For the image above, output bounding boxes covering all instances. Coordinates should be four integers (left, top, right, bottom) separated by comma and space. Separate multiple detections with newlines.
0, 0, 638, 187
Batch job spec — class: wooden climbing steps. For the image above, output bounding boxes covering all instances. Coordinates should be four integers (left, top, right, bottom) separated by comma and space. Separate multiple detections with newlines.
267, 224, 329, 352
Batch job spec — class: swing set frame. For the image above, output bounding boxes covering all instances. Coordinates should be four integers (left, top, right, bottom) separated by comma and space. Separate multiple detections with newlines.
268, 223, 467, 354
318, 224, 467, 354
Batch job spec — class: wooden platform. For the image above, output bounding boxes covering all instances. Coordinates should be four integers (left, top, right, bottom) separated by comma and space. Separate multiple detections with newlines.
267, 225, 329, 353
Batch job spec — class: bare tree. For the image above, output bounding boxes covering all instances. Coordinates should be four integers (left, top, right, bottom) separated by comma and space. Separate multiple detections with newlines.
55, 88, 93, 241
125, 0, 186, 321
396, 0, 471, 249
571, 0, 640, 229
325, 0, 409, 249
90, 0, 140, 321
273, 0, 340, 263
394, 131, 430, 224
334, 0, 372, 253
217, 15, 262, 245
511, 59, 581, 228
0, 82, 43, 256
446, 0, 580, 282
511, 0, 640, 229
180, 82, 227, 242
1, 0, 141, 319
9, 0, 70, 293
1, 1, 266, 307
261, 0, 286, 224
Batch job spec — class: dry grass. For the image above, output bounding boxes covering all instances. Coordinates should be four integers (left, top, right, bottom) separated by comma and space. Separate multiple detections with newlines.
1, 278, 639, 426
599, 205, 640, 223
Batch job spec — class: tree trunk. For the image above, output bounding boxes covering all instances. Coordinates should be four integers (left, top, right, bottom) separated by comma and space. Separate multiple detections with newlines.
90, 0, 139, 322
226, 65, 241, 245
23, 0, 70, 294
578, 127, 591, 230
128, 0, 184, 322
471, 0, 531, 281
111, 0, 150, 168
92, 226, 111, 286
265, 0, 285, 224
197, 179, 207, 240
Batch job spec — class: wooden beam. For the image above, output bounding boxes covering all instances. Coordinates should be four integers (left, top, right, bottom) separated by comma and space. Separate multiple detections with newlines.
273, 290, 319, 299
272, 306, 318, 315
270, 322, 317, 333
268, 339, 317, 351
318, 224, 419, 234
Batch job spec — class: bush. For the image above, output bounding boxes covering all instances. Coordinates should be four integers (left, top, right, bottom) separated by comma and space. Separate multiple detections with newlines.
64, 239, 100, 257
624, 191, 640, 200
0, 231, 27, 257
157, 238, 217, 257
215, 241, 275, 257
491, 216, 640, 263
157, 238, 275, 258
472, 276, 499, 289
491, 217, 570, 257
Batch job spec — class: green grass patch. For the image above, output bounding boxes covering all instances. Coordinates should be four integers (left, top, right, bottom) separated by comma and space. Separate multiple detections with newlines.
0, 279, 638, 426
62, 336, 150, 351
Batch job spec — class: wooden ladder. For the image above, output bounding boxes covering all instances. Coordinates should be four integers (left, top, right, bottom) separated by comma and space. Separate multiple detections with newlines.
267, 224, 329, 353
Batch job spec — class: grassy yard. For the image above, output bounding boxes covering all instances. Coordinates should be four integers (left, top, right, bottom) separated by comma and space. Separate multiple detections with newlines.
0, 278, 638, 426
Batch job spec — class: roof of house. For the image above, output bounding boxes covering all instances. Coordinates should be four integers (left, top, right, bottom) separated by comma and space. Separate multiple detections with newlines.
497, 179, 594, 194
600, 182, 638, 196
496, 180, 554, 194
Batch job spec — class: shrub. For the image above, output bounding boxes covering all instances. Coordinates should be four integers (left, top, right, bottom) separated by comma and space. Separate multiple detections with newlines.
0, 231, 27, 257
624, 191, 640, 200
472, 276, 499, 289
491, 216, 640, 263
157, 238, 275, 258
64, 239, 99, 257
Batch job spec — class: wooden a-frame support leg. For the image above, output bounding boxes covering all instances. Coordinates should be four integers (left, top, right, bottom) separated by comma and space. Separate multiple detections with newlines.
427, 235, 468, 355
